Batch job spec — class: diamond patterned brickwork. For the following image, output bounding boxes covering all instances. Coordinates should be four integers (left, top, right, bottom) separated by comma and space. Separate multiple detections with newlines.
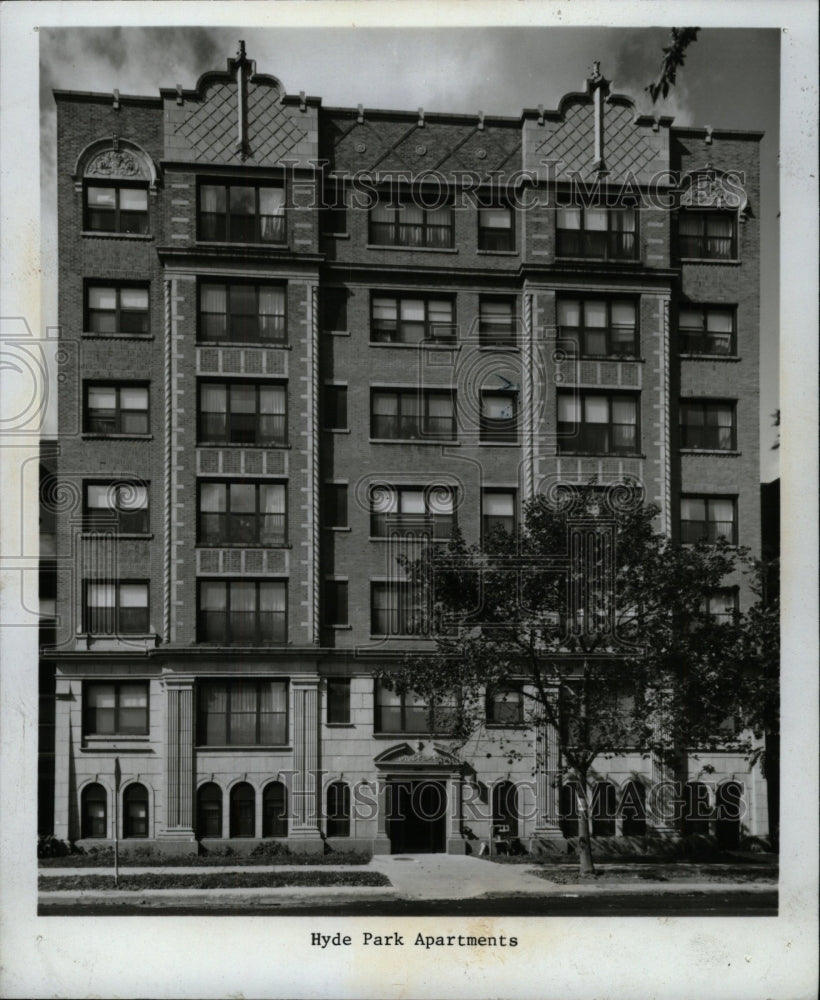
166, 78, 316, 166
604, 103, 659, 178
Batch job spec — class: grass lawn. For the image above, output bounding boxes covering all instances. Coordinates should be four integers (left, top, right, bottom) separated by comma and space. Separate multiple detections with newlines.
39, 851, 373, 868
40, 870, 390, 891
526, 863, 777, 885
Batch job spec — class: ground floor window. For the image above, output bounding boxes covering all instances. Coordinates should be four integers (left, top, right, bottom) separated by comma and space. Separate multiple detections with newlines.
123, 782, 149, 838
620, 780, 647, 836
230, 782, 256, 837
197, 782, 222, 838
682, 781, 711, 835
262, 781, 288, 837
326, 781, 350, 837
81, 782, 107, 838
492, 780, 519, 839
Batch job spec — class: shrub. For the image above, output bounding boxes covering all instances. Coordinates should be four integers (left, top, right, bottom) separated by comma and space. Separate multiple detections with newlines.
250, 840, 292, 859
37, 835, 71, 859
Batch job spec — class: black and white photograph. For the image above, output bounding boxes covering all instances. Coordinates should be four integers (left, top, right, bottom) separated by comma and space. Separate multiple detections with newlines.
0, 2, 816, 998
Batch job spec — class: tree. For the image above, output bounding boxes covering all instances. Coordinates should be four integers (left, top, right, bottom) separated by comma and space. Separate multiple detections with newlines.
647, 28, 700, 103
377, 483, 753, 875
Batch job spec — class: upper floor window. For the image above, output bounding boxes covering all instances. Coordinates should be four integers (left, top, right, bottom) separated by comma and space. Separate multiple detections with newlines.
371, 388, 456, 441
679, 305, 735, 356
323, 580, 349, 627
374, 682, 456, 733
478, 206, 515, 251
322, 483, 348, 528
369, 200, 453, 249
84, 384, 149, 436
482, 489, 516, 539
486, 684, 525, 725
557, 391, 639, 455
83, 580, 149, 635
199, 281, 286, 344
680, 496, 737, 544
322, 288, 348, 332
556, 206, 637, 260
371, 582, 428, 637
84, 183, 148, 235
703, 588, 739, 624
479, 298, 517, 347
370, 485, 456, 540
84, 481, 149, 534
678, 210, 736, 260
679, 400, 736, 451
198, 382, 287, 446
197, 579, 287, 645
558, 297, 638, 358
371, 295, 455, 344
198, 481, 286, 547
198, 182, 285, 244
84, 681, 149, 736
197, 679, 288, 745
326, 678, 351, 725
322, 385, 348, 431
480, 391, 518, 443
86, 283, 149, 335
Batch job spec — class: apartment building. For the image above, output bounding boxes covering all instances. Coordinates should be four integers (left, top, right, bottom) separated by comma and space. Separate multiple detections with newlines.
43, 47, 768, 854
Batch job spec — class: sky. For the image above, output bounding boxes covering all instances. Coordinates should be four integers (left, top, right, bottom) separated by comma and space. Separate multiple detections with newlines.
38, 24, 781, 479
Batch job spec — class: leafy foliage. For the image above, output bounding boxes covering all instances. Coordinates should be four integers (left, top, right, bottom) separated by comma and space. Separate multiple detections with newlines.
647, 28, 700, 103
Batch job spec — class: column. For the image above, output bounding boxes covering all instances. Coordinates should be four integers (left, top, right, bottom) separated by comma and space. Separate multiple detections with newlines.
372, 778, 392, 855
157, 675, 197, 854
533, 717, 564, 842
290, 677, 323, 852
446, 774, 466, 854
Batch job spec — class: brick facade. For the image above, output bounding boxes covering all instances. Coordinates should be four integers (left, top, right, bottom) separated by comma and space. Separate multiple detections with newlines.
44, 53, 767, 854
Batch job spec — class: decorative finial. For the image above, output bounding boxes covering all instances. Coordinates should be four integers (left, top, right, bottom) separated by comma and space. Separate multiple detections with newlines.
237, 39, 247, 64
591, 60, 602, 81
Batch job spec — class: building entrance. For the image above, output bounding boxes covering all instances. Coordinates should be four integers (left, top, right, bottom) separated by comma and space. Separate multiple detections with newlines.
387, 779, 447, 854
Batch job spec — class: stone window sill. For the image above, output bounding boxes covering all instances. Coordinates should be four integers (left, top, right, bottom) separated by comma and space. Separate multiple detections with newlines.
366, 244, 458, 254
82, 231, 154, 241
679, 354, 741, 362
679, 449, 741, 457
370, 438, 459, 446
197, 340, 291, 350
81, 533, 154, 540
82, 332, 154, 341
82, 434, 153, 441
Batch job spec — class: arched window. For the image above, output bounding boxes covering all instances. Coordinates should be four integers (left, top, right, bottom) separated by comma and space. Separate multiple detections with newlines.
197, 782, 223, 839
591, 781, 617, 836
123, 783, 149, 838
492, 780, 519, 839
230, 782, 256, 838
715, 781, 743, 850
620, 780, 647, 837
81, 783, 107, 838
559, 782, 579, 838
326, 781, 350, 838
682, 781, 711, 836
262, 781, 288, 838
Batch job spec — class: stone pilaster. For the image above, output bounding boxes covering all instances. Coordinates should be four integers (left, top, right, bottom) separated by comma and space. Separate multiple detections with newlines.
446, 776, 466, 853
533, 717, 564, 839
289, 677, 323, 851
157, 675, 197, 853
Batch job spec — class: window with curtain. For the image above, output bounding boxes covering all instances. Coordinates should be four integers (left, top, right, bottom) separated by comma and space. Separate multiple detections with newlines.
86, 283, 150, 334
370, 485, 455, 539
556, 205, 637, 259
679, 400, 736, 451
197, 679, 288, 745
198, 182, 285, 243
84, 681, 148, 736
370, 389, 455, 440
369, 198, 454, 248
370, 294, 455, 344
478, 206, 515, 251
197, 580, 287, 645
678, 210, 736, 259
85, 183, 149, 234
557, 297, 638, 357
479, 297, 517, 346
199, 281, 286, 344
198, 481, 286, 546
678, 305, 735, 355
374, 682, 456, 733
370, 582, 429, 636
198, 382, 287, 445
83, 581, 149, 635
680, 496, 737, 544
84, 384, 149, 435
84, 481, 149, 533
703, 588, 739, 625
557, 391, 639, 455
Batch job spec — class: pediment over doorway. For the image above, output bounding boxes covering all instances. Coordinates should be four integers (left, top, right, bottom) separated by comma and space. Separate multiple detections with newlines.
374, 741, 464, 772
